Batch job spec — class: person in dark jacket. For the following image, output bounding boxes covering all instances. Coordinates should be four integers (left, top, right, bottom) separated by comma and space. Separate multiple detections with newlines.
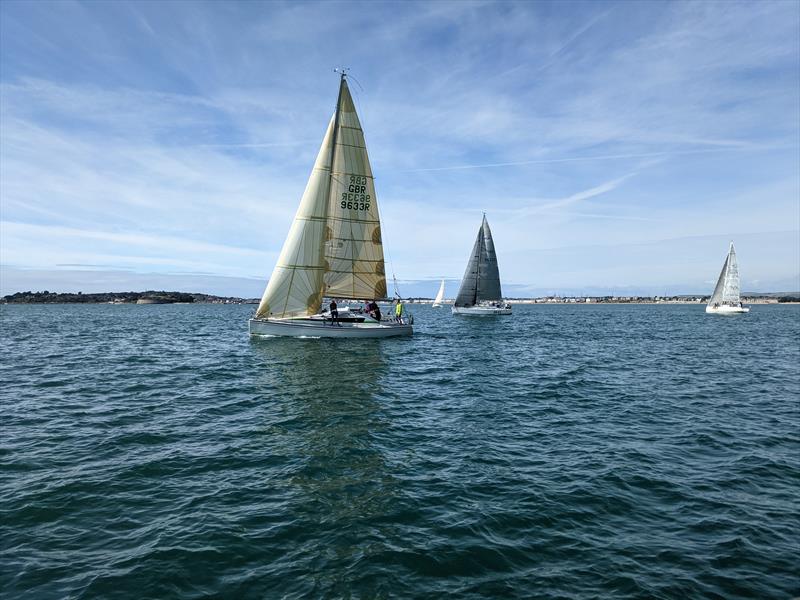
329, 299, 341, 326
368, 300, 381, 321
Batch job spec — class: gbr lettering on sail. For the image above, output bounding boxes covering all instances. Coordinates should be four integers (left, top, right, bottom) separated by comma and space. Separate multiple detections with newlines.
340, 175, 371, 212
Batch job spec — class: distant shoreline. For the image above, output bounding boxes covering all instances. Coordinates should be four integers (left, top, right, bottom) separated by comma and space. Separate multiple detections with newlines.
2, 290, 798, 306
0, 291, 259, 305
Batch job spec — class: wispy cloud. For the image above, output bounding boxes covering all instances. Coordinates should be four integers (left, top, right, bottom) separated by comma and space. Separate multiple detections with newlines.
394, 146, 772, 173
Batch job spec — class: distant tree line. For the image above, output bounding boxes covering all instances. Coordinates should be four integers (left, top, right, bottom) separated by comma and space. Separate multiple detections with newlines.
1, 291, 196, 304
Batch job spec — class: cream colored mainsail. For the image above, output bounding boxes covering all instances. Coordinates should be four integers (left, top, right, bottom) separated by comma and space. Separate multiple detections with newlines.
323, 80, 387, 300
255, 77, 386, 320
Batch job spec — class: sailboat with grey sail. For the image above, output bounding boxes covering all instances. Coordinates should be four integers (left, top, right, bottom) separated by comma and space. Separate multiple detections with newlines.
452, 215, 511, 316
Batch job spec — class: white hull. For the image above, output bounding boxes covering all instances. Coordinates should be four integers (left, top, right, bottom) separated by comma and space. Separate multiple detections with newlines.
249, 318, 412, 338
451, 305, 512, 316
432, 304, 444, 308
705, 305, 750, 314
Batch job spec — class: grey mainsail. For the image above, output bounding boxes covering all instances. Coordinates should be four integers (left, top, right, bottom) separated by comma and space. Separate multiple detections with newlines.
454, 215, 503, 307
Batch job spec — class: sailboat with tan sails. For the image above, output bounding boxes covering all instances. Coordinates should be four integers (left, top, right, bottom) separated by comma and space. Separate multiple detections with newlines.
249, 72, 413, 338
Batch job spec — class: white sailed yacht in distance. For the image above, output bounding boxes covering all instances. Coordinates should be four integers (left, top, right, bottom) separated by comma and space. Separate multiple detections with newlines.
452, 215, 512, 316
706, 242, 750, 314
249, 73, 412, 338
432, 279, 446, 308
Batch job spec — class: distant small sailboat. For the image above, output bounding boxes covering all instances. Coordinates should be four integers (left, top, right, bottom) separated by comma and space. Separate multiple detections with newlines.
706, 242, 749, 314
432, 279, 446, 308
452, 215, 511, 316
249, 72, 412, 338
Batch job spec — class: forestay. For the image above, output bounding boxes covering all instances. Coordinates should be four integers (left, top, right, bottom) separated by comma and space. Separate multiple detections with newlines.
255, 119, 334, 319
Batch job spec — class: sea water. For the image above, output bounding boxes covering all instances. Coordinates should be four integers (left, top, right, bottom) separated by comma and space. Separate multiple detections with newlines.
1, 303, 798, 599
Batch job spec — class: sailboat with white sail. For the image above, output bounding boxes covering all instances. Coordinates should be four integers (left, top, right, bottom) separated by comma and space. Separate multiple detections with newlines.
706, 242, 749, 314
452, 215, 511, 316
249, 73, 413, 338
432, 279, 446, 308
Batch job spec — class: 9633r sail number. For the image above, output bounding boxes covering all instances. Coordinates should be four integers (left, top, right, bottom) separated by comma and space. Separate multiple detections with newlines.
341, 175, 371, 211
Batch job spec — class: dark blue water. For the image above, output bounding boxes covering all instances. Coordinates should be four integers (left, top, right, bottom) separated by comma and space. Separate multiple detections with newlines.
1, 303, 798, 599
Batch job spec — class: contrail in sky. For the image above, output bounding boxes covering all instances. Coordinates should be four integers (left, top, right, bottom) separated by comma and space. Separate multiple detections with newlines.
395, 146, 776, 173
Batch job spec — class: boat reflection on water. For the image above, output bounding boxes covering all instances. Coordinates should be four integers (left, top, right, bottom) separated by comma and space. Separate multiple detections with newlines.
249, 338, 400, 587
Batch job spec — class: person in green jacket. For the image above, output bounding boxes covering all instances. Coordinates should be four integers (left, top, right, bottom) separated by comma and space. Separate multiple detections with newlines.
394, 300, 404, 323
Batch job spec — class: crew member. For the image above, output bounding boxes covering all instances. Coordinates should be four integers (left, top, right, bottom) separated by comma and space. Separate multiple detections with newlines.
329, 299, 340, 326
369, 300, 381, 321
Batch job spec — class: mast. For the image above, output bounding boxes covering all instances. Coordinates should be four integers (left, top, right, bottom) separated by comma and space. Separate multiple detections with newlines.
328, 73, 346, 192
324, 71, 347, 268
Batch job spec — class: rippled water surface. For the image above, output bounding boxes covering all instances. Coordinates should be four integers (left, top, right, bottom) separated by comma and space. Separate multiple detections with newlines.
2, 303, 799, 599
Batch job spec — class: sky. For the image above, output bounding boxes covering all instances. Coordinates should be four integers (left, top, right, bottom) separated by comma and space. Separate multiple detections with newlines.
1, 0, 798, 298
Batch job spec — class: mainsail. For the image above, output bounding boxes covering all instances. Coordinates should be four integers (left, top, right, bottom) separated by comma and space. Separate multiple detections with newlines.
433, 279, 445, 305
454, 215, 503, 307
256, 76, 386, 319
322, 80, 387, 301
708, 242, 741, 307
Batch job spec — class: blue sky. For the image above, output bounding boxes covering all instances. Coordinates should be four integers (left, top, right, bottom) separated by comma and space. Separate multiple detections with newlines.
1, 0, 798, 297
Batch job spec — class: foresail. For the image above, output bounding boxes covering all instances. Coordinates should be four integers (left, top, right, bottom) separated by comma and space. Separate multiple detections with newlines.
454, 227, 483, 307
708, 254, 728, 307
255, 118, 334, 319
476, 217, 502, 302
323, 80, 387, 301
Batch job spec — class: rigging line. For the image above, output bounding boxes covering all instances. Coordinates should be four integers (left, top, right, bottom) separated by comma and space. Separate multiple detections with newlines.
379, 192, 401, 300
383, 242, 401, 300
348, 74, 368, 140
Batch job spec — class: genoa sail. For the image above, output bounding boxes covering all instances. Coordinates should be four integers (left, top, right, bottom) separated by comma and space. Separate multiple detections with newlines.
255, 119, 334, 319
708, 242, 741, 307
433, 279, 445, 305
454, 215, 503, 307
255, 76, 386, 320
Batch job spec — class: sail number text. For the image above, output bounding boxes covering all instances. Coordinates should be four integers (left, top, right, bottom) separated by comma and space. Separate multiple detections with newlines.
340, 175, 371, 211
